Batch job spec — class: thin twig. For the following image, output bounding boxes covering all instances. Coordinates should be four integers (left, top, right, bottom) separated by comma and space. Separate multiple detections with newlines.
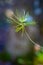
25, 30, 43, 48
25, 31, 38, 45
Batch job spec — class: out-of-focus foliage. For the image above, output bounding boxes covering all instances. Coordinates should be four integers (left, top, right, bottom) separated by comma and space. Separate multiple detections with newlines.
34, 47, 43, 65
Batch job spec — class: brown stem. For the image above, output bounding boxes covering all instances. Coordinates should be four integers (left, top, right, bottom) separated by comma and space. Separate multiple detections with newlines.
25, 30, 37, 45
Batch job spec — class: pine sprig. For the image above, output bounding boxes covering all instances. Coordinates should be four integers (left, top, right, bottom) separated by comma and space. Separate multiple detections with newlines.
6, 9, 41, 47
7, 10, 36, 33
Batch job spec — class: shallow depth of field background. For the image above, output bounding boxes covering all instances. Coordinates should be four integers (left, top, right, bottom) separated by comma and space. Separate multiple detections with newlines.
0, 0, 43, 65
